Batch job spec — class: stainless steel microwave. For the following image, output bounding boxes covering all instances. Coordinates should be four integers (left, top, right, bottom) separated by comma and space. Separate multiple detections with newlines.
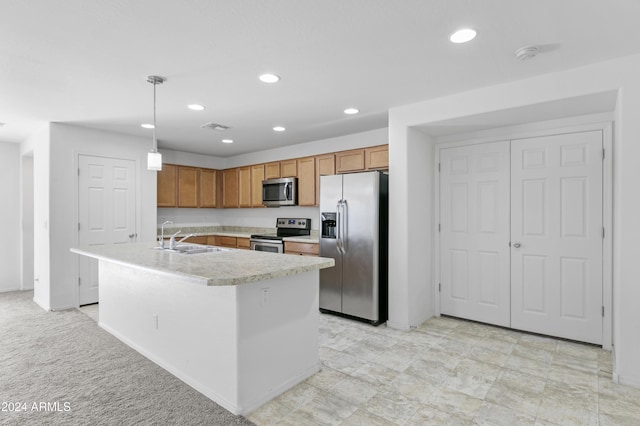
262, 177, 297, 207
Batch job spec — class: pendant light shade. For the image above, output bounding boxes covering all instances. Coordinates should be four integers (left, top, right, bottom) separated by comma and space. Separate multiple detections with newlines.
146, 75, 166, 171
147, 151, 163, 171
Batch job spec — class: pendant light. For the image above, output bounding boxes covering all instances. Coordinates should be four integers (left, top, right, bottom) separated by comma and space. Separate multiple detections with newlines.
146, 75, 165, 171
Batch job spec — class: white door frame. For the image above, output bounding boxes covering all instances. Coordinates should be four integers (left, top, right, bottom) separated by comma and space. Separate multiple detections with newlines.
434, 119, 613, 349
73, 151, 141, 308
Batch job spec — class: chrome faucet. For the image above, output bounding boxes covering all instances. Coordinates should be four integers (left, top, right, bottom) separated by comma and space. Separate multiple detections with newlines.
159, 220, 174, 249
169, 231, 197, 250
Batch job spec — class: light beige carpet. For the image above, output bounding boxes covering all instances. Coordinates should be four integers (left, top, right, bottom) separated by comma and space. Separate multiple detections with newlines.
0, 290, 254, 426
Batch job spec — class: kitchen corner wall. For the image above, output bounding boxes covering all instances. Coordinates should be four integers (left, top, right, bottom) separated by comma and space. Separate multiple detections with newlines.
44, 124, 157, 310
0, 141, 21, 292
389, 52, 640, 389
157, 128, 388, 229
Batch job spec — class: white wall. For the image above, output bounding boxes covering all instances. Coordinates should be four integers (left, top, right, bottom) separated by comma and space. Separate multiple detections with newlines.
389, 53, 640, 388
47, 124, 157, 310
21, 125, 51, 308
21, 154, 34, 290
0, 142, 21, 292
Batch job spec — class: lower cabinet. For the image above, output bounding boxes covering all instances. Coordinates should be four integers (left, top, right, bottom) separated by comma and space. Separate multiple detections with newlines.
284, 241, 319, 256
206, 235, 251, 249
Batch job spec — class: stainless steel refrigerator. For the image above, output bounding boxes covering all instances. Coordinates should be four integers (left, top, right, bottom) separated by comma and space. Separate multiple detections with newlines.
319, 171, 388, 325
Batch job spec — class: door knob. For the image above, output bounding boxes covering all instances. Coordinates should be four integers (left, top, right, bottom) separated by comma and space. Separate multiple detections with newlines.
512, 242, 521, 248
129, 233, 137, 239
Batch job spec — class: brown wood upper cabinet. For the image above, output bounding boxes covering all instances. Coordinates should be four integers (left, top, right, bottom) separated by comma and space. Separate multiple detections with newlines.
238, 166, 252, 208
365, 145, 389, 170
157, 164, 178, 207
297, 157, 316, 206
265, 162, 280, 179
280, 159, 297, 178
335, 149, 366, 173
250, 164, 265, 207
222, 168, 239, 208
315, 154, 335, 206
199, 168, 217, 208
178, 166, 199, 207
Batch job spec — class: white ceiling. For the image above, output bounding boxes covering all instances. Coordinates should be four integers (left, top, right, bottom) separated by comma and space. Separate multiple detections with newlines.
1, 0, 638, 157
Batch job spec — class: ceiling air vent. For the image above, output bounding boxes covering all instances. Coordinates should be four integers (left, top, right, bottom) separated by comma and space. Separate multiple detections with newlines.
200, 122, 230, 132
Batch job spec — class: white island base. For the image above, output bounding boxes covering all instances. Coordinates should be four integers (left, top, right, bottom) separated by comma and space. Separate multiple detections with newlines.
98, 261, 320, 415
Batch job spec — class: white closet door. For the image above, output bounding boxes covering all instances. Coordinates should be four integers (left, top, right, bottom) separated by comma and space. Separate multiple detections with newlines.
78, 155, 137, 305
440, 141, 511, 327
510, 131, 603, 344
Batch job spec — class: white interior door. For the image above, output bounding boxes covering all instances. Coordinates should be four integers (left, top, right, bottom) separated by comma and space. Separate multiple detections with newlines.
78, 155, 136, 305
510, 131, 603, 344
440, 141, 511, 327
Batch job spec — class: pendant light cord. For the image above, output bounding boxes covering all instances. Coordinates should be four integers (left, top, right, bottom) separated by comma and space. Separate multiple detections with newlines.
152, 80, 157, 153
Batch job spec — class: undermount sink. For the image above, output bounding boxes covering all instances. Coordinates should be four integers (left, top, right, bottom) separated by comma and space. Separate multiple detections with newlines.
154, 244, 230, 254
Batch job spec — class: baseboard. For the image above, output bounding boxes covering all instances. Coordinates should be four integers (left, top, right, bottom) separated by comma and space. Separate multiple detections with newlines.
386, 320, 411, 331
239, 363, 320, 415
616, 373, 640, 389
99, 322, 239, 414
0, 287, 22, 293
99, 321, 318, 416
32, 296, 50, 311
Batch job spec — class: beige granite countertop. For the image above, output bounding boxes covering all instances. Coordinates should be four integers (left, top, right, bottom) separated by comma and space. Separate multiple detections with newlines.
71, 242, 333, 286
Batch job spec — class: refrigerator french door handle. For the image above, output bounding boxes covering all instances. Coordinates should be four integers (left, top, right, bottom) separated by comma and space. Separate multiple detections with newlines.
336, 200, 343, 253
341, 199, 348, 253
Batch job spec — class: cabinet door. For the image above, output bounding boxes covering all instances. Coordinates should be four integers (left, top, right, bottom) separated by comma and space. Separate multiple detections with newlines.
315, 154, 335, 206
206, 236, 217, 245
178, 166, 199, 207
184, 236, 207, 244
238, 166, 252, 208
218, 236, 237, 247
251, 164, 265, 207
157, 164, 178, 207
222, 169, 239, 208
280, 159, 297, 177
199, 169, 217, 208
297, 157, 316, 206
236, 237, 251, 250
365, 145, 389, 170
336, 149, 365, 173
284, 241, 319, 256
265, 162, 280, 179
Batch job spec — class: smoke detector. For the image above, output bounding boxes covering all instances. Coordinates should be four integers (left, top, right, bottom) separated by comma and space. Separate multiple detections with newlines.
515, 45, 539, 61
200, 122, 230, 132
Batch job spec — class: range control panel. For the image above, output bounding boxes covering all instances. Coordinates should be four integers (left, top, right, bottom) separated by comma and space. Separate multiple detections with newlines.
276, 218, 311, 230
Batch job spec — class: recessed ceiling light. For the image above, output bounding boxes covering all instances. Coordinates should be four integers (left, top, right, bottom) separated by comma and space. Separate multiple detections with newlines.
222, 139, 234, 144
344, 108, 359, 115
141, 124, 155, 129
188, 104, 205, 111
450, 28, 477, 44
273, 126, 286, 132
259, 73, 281, 83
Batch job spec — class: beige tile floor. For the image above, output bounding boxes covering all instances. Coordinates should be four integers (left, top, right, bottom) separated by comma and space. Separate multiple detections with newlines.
248, 314, 640, 425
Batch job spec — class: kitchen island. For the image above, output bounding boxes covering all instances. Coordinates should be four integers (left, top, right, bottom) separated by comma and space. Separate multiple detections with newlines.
71, 243, 334, 415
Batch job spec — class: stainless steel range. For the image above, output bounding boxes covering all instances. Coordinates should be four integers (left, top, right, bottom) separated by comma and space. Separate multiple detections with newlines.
250, 218, 311, 253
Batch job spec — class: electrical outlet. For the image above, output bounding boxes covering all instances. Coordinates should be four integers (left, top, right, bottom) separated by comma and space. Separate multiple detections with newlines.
261, 288, 269, 306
